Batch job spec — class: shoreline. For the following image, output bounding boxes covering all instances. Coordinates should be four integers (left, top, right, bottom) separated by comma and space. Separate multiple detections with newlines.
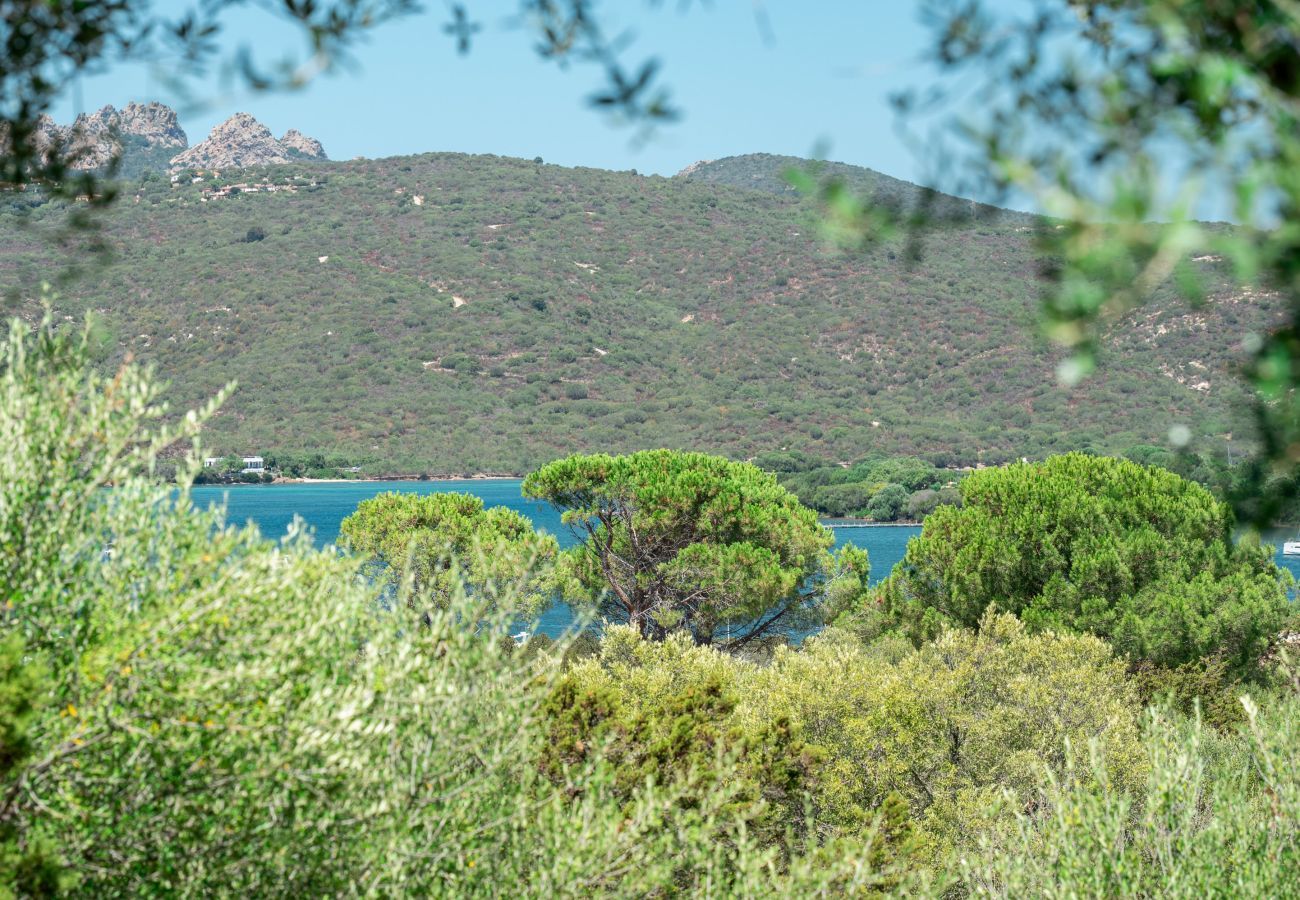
824, 519, 922, 528
201, 479, 923, 525
274, 473, 524, 484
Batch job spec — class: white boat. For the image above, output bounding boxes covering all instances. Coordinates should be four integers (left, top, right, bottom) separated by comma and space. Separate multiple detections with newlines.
1284, 540, 1300, 556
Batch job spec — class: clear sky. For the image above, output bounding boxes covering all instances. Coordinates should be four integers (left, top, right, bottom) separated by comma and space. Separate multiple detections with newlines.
52, 2, 967, 186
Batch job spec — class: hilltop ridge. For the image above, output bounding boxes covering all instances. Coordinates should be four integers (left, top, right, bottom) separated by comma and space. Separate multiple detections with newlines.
676, 153, 1035, 224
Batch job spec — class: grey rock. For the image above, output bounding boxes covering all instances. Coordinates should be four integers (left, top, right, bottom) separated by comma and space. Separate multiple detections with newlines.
29, 102, 190, 170
279, 129, 327, 160
118, 102, 188, 148
171, 113, 325, 169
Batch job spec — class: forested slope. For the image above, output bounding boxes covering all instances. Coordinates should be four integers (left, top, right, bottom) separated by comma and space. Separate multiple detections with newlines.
0, 152, 1275, 473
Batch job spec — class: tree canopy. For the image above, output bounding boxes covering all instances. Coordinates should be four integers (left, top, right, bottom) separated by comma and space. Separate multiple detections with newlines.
339, 490, 557, 614
876, 453, 1292, 677
522, 449, 838, 649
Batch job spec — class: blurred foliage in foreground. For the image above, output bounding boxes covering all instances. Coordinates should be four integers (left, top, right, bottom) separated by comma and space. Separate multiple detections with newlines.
854, 0, 1300, 527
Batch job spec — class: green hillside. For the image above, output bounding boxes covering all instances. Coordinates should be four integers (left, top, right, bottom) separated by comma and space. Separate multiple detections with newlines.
678, 153, 1037, 224
0, 152, 1276, 474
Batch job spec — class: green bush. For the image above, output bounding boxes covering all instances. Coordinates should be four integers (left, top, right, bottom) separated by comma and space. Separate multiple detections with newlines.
745, 612, 1145, 864
551, 611, 1144, 871
546, 625, 927, 890
866, 483, 910, 521
961, 693, 1300, 896
876, 453, 1292, 679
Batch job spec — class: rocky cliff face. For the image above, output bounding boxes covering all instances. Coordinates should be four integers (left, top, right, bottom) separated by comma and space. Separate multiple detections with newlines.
5, 103, 324, 175
674, 159, 714, 179
29, 115, 64, 158
279, 129, 327, 159
5, 103, 188, 170
116, 102, 188, 149
171, 114, 327, 169
59, 102, 188, 169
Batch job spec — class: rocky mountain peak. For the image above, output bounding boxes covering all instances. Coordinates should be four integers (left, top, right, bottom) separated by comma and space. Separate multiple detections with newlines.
5, 102, 321, 175
280, 129, 327, 160
16, 103, 190, 170
66, 106, 126, 169
117, 102, 187, 148
170, 113, 326, 169
30, 115, 63, 154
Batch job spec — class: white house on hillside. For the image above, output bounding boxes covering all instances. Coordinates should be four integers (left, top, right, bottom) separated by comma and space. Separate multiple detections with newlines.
203, 455, 266, 474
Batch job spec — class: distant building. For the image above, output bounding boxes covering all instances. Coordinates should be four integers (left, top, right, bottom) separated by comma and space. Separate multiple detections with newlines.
203, 455, 266, 474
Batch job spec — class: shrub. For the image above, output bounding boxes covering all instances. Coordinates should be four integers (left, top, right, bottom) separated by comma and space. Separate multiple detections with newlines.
545, 626, 926, 890
810, 482, 877, 517
744, 612, 1145, 863
876, 453, 1292, 679
866, 483, 909, 521
961, 695, 1300, 896
906, 488, 940, 520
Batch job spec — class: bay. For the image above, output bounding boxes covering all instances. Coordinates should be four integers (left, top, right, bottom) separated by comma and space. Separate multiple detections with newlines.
191, 480, 1300, 637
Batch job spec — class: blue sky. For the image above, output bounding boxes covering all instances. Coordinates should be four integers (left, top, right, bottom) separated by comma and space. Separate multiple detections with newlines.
53, 2, 963, 184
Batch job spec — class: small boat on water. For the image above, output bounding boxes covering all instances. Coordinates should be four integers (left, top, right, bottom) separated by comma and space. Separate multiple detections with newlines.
1284, 540, 1300, 556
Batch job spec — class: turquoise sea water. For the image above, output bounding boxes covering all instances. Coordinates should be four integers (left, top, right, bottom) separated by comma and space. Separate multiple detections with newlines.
190, 480, 1300, 636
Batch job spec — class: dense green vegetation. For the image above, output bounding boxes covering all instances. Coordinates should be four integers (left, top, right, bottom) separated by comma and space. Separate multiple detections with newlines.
340, 490, 556, 612
4, 316, 1300, 895
871, 455, 1292, 676
0, 152, 1278, 475
769, 443, 1300, 523
551, 612, 1147, 871
260, 450, 366, 480
522, 450, 862, 648
757, 450, 960, 520
2, 317, 895, 895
